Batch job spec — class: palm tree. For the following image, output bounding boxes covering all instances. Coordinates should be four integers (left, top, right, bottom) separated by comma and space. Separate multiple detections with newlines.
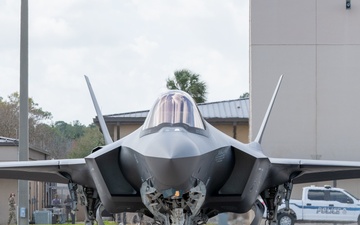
240, 92, 249, 98
166, 69, 207, 103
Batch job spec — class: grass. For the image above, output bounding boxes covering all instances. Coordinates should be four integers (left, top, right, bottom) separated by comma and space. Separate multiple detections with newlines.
34, 221, 118, 225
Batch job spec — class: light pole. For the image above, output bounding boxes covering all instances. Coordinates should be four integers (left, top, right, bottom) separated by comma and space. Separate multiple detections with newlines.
18, 0, 29, 224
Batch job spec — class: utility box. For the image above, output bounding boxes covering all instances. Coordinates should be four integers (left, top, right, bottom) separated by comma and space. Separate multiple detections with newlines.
33, 210, 52, 224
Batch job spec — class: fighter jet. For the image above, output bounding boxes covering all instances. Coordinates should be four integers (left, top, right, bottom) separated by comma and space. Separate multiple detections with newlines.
1, 75, 360, 225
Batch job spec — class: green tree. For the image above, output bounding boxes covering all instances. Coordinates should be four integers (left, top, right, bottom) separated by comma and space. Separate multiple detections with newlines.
0, 92, 52, 141
0, 93, 89, 159
67, 125, 104, 158
50, 121, 88, 159
54, 120, 85, 140
0, 92, 104, 159
240, 92, 249, 98
0, 96, 18, 138
166, 69, 207, 103
34, 123, 71, 159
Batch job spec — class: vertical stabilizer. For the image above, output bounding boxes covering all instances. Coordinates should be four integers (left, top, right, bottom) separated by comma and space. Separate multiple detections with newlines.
254, 75, 283, 144
84, 75, 113, 145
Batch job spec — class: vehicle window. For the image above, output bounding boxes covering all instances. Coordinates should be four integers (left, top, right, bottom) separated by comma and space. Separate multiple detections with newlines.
329, 191, 354, 204
344, 190, 359, 201
308, 190, 325, 201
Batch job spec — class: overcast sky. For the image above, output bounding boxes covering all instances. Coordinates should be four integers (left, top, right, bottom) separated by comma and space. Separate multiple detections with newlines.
0, 0, 249, 125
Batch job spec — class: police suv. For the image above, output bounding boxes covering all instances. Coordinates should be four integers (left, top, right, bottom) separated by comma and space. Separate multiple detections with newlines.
277, 185, 360, 225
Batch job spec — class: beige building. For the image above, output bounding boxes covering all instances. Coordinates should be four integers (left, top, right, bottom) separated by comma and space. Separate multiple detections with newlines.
0, 137, 86, 224
101, 98, 250, 142
0, 137, 50, 225
250, 0, 360, 197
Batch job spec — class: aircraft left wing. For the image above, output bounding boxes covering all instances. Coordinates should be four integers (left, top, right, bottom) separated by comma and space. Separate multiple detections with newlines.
268, 157, 360, 185
0, 159, 94, 187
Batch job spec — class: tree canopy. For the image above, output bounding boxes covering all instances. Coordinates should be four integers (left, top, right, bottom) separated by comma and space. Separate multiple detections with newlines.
166, 69, 207, 103
240, 92, 249, 98
67, 125, 104, 158
0, 92, 103, 159
0, 92, 52, 142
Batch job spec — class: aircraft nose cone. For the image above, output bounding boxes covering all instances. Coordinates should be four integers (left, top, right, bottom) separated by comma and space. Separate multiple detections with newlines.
146, 156, 199, 192
144, 130, 201, 191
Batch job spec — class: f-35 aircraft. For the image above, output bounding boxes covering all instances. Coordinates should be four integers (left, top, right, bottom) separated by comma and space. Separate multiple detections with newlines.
1, 76, 360, 225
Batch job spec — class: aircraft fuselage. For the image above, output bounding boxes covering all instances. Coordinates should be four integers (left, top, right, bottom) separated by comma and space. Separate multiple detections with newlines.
121, 125, 235, 197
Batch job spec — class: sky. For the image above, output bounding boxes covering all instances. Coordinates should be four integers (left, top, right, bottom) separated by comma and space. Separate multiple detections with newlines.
0, 0, 249, 126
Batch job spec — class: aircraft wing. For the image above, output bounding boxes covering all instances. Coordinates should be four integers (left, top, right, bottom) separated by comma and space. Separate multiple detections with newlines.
269, 157, 360, 185
0, 158, 94, 187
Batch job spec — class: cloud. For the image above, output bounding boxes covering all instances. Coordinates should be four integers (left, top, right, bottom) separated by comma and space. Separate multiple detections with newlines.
130, 36, 159, 58
0, 0, 249, 125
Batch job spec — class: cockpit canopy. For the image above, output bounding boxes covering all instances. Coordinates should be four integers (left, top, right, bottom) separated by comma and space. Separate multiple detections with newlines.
143, 90, 205, 130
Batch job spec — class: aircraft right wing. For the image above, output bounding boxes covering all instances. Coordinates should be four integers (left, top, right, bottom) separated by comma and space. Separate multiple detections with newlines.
268, 157, 360, 185
0, 158, 95, 188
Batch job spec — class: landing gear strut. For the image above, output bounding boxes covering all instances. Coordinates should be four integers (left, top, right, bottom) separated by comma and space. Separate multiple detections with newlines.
140, 180, 207, 225
78, 186, 102, 225
261, 181, 293, 225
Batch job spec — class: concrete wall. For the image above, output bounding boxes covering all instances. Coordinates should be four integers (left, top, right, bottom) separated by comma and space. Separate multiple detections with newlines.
0, 145, 19, 161
250, 0, 360, 194
212, 123, 249, 143
111, 123, 141, 140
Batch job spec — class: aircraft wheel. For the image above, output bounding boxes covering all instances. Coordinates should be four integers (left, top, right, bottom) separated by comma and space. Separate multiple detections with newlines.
277, 213, 295, 225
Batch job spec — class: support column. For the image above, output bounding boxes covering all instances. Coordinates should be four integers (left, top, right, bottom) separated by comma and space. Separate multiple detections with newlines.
18, 0, 29, 224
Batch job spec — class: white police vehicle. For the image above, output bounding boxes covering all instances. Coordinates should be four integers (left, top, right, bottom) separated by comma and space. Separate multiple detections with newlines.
277, 185, 360, 225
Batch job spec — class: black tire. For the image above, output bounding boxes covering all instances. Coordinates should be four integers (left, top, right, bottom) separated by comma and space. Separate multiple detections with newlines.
357, 215, 360, 225
277, 213, 295, 225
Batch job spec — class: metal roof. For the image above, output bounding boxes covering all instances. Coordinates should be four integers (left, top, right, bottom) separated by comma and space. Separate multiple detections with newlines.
0, 136, 49, 155
198, 98, 249, 119
0, 136, 18, 146
107, 110, 149, 119
104, 98, 249, 123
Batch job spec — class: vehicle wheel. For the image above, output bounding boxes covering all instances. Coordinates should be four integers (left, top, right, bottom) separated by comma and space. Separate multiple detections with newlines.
357, 215, 360, 225
277, 213, 295, 225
